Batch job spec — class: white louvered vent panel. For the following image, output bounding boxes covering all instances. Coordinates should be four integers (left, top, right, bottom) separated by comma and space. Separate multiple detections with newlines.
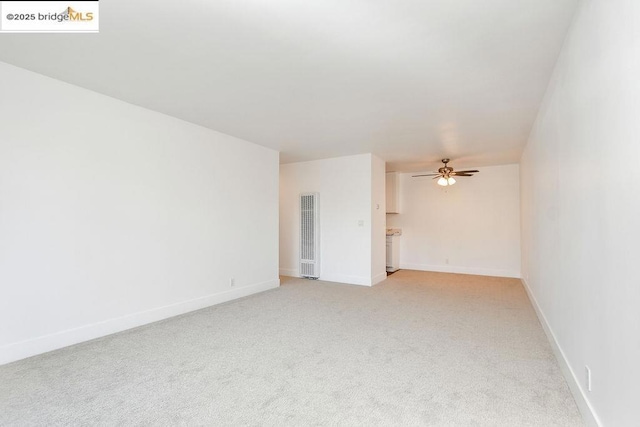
300, 193, 320, 279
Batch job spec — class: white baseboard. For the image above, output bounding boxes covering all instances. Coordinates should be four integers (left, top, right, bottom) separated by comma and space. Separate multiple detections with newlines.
520, 278, 601, 427
371, 272, 387, 286
279, 268, 298, 277
320, 273, 374, 287
279, 268, 377, 287
0, 278, 280, 366
400, 263, 520, 279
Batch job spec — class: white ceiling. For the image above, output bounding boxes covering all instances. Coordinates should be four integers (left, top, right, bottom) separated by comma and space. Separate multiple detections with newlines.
0, 0, 578, 171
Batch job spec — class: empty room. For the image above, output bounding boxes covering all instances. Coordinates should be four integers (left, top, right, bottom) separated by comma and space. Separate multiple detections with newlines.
0, 0, 638, 425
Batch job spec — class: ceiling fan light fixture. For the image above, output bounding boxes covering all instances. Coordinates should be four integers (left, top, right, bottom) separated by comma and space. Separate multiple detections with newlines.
412, 159, 479, 186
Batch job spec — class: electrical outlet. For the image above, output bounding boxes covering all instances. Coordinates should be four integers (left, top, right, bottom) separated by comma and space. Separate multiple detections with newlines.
445, 258, 449, 265
230, 277, 235, 287
585, 366, 592, 391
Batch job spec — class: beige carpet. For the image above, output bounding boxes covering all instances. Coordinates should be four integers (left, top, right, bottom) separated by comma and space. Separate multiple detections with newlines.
0, 271, 582, 426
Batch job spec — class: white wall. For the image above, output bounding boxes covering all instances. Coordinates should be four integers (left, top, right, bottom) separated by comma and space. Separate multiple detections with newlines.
370, 155, 386, 283
0, 62, 280, 365
521, 1, 640, 425
387, 164, 520, 278
279, 153, 386, 286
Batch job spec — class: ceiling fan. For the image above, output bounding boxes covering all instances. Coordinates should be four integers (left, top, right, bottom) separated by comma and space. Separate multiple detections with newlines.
412, 159, 479, 186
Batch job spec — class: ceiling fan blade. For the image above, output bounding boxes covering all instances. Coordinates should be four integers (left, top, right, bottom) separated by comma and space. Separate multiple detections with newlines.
432, 175, 442, 179
452, 170, 479, 174
452, 173, 474, 176
412, 174, 440, 177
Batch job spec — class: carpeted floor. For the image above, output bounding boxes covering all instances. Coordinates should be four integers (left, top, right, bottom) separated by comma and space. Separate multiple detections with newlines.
0, 271, 583, 426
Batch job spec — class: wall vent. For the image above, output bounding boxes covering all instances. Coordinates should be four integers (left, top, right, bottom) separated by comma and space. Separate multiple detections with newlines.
300, 192, 320, 279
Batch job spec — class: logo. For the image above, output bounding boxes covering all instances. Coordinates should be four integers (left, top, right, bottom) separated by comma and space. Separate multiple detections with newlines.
0, 1, 100, 33
67, 7, 93, 22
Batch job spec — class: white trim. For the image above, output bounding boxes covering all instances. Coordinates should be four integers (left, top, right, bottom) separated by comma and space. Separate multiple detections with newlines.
279, 268, 298, 277
400, 263, 520, 279
0, 278, 280, 366
520, 278, 601, 427
280, 270, 382, 287
371, 272, 387, 286
320, 274, 374, 287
